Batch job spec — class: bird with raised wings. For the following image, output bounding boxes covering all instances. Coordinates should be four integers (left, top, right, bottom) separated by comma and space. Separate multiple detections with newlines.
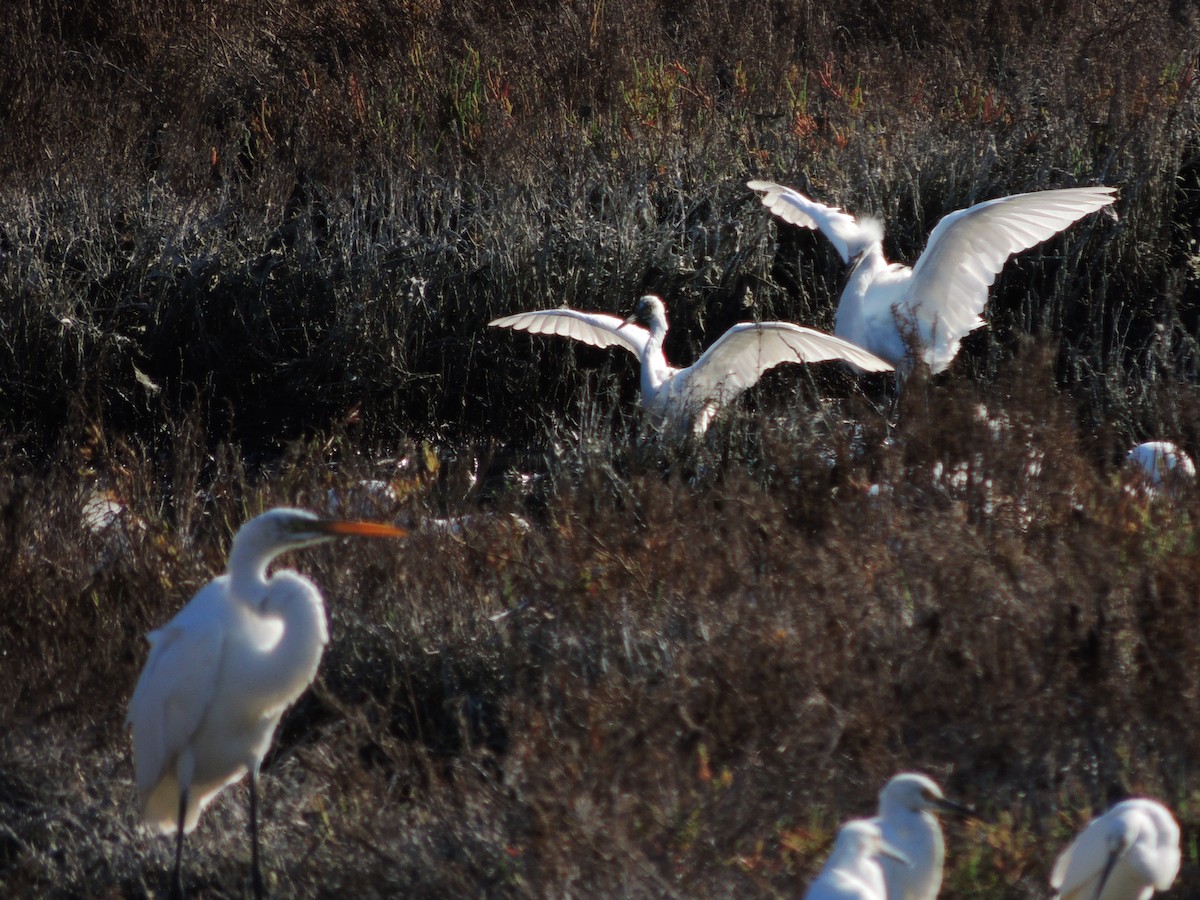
126, 508, 408, 899
748, 180, 1117, 373
489, 294, 892, 437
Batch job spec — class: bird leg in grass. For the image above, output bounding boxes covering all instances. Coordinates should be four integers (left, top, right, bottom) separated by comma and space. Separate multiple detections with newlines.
171, 789, 187, 900
250, 768, 265, 899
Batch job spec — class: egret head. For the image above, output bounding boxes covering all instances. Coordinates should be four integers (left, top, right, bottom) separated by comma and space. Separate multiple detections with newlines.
878, 773, 976, 820
620, 294, 668, 333
231, 507, 409, 567
844, 216, 885, 264
834, 819, 913, 867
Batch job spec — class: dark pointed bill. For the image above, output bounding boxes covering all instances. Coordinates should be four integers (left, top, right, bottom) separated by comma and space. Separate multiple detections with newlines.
926, 789, 980, 822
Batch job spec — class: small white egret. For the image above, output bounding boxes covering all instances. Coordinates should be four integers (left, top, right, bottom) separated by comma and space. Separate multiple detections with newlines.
874, 772, 977, 900
489, 294, 892, 436
805, 819, 912, 900
748, 180, 1117, 372
126, 508, 408, 898
1126, 441, 1196, 489
1050, 798, 1180, 900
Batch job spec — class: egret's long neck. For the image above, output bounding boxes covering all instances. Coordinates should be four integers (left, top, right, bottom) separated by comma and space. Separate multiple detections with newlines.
227, 538, 276, 602
639, 320, 672, 394
253, 574, 329, 710
833, 242, 887, 345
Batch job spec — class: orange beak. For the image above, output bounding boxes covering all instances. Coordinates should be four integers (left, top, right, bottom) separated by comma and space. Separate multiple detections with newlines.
316, 519, 409, 539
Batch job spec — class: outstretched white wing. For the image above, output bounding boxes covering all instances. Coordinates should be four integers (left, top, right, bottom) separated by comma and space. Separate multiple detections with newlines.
748, 180, 882, 264
489, 308, 650, 358
907, 186, 1117, 354
126, 580, 227, 820
685, 321, 893, 406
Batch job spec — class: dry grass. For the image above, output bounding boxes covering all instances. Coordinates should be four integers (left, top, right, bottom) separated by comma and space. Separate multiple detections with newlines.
2, 0, 1200, 897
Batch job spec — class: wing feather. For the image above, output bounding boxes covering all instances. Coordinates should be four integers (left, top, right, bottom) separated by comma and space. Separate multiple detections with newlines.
1050, 819, 1109, 900
686, 322, 893, 405
126, 582, 226, 808
489, 309, 649, 357
748, 180, 881, 264
907, 186, 1116, 340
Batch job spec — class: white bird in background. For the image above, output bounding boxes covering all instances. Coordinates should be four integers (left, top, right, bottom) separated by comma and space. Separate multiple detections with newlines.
1051, 798, 1180, 900
126, 508, 408, 899
1126, 441, 1196, 490
805, 819, 912, 900
489, 294, 893, 437
874, 772, 977, 900
748, 180, 1117, 373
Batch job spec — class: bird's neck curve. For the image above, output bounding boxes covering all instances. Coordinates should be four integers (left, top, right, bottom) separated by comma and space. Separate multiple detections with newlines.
639, 318, 672, 393
239, 570, 330, 713
227, 538, 279, 604
833, 243, 889, 352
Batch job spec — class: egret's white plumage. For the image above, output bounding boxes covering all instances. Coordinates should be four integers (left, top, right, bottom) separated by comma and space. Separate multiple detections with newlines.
1051, 799, 1180, 900
805, 819, 911, 900
489, 294, 892, 436
126, 508, 407, 898
1126, 441, 1196, 488
874, 773, 975, 900
748, 180, 1117, 373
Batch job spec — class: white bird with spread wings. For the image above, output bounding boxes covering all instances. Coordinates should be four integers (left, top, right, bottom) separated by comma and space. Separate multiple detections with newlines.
490, 294, 892, 437
748, 180, 1117, 373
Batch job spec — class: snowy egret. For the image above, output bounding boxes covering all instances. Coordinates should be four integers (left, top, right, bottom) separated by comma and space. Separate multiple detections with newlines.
874, 773, 976, 900
489, 294, 892, 437
1050, 798, 1180, 900
748, 180, 1117, 372
126, 508, 408, 898
1126, 441, 1196, 490
805, 819, 912, 900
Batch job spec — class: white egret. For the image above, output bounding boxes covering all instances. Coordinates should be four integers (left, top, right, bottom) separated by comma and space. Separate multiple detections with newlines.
748, 180, 1117, 372
874, 772, 976, 900
1050, 798, 1180, 900
1126, 441, 1196, 489
489, 294, 893, 436
126, 508, 408, 899
805, 819, 912, 900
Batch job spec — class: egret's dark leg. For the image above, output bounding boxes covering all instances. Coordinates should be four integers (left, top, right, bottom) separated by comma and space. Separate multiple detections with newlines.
170, 788, 188, 900
249, 768, 266, 899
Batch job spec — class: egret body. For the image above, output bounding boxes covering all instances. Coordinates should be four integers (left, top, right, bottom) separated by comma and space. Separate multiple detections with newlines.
490, 294, 892, 437
1051, 798, 1180, 900
126, 508, 408, 898
748, 180, 1117, 372
805, 818, 911, 900
1127, 441, 1196, 489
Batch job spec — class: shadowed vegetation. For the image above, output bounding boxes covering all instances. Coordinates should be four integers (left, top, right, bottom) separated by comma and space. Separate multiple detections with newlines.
1, 0, 1199, 896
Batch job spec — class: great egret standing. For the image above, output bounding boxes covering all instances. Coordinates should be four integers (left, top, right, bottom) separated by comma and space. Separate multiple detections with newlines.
748, 180, 1117, 373
489, 294, 892, 437
1050, 798, 1180, 900
874, 773, 977, 900
126, 508, 408, 898
805, 819, 912, 900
